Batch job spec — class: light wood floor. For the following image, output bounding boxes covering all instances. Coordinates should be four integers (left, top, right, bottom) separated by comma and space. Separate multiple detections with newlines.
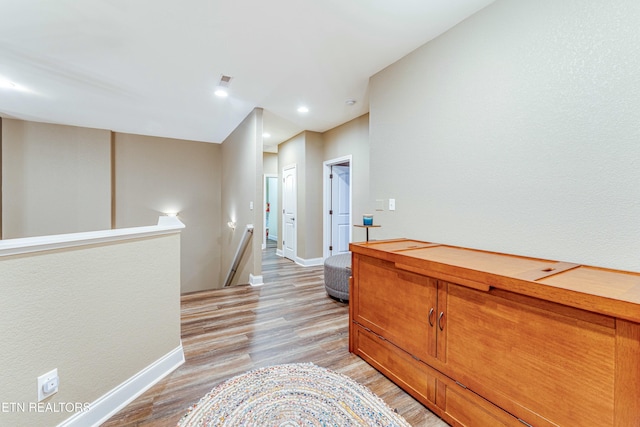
102, 242, 448, 426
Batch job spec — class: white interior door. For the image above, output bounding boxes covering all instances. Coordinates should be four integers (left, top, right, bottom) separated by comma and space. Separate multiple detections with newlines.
282, 165, 297, 261
331, 165, 351, 255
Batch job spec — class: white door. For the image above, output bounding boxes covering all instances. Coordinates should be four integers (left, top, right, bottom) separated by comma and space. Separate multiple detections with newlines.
331, 165, 351, 255
282, 165, 297, 261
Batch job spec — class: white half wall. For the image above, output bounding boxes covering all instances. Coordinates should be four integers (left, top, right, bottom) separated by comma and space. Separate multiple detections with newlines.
0, 217, 184, 426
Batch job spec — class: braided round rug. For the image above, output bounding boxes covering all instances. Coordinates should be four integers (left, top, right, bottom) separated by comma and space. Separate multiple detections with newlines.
177, 363, 412, 426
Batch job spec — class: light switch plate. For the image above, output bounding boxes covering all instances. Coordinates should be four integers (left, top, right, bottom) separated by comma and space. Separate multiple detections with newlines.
389, 198, 396, 211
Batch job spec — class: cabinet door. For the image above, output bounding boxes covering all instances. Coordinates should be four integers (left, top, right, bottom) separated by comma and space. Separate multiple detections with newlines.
353, 255, 437, 361
443, 283, 616, 427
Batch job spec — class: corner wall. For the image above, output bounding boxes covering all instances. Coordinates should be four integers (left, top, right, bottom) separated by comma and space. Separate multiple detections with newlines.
220, 108, 263, 286
1, 118, 225, 293
114, 133, 222, 293
369, 0, 640, 271
277, 131, 325, 264
323, 114, 370, 243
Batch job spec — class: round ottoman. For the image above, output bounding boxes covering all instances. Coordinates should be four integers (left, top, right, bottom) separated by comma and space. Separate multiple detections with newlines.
323, 253, 351, 302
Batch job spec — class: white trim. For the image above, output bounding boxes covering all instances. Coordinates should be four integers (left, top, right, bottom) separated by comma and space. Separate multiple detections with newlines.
0, 216, 185, 257
249, 274, 264, 286
58, 344, 185, 427
276, 248, 284, 257
323, 155, 353, 260
295, 256, 324, 267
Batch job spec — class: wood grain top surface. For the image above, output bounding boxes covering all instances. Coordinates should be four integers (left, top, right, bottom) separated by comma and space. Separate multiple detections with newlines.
350, 239, 640, 322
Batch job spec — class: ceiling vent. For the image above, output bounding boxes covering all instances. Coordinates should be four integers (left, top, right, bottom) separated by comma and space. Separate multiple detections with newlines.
218, 75, 233, 88
214, 75, 233, 97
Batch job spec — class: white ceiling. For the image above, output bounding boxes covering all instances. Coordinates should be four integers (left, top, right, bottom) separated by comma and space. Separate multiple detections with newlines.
0, 0, 494, 151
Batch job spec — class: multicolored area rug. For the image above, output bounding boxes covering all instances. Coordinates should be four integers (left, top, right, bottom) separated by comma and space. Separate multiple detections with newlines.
177, 363, 412, 426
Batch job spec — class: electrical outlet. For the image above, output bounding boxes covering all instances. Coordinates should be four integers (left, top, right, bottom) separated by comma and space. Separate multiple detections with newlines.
37, 369, 59, 402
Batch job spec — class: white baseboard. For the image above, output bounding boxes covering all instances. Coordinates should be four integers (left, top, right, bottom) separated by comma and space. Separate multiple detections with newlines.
249, 274, 264, 286
59, 344, 185, 427
295, 256, 324, 267
276, 249, 283, 257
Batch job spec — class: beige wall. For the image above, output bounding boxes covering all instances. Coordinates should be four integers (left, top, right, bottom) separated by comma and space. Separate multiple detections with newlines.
369, 0, 640, 271
220, 108, 263, 286
277, 132, 303, 256
263, 152, 278, 175
1, 119, 111, 238
323, 114, 370, 243
303, 132, 323, 260
0, 232, 182, 427
276, 118, 370, 261
1, 119, 224, 294
114, 133, 222, 293
277, 131, 325, 262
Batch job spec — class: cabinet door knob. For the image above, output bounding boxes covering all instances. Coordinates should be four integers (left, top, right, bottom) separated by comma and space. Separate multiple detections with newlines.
438, 311, 445, 331
428, 308, 435, 327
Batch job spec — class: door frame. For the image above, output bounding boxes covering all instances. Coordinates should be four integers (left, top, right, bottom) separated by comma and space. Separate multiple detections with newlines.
263, 174, 278, 249
323, 155, 353, 260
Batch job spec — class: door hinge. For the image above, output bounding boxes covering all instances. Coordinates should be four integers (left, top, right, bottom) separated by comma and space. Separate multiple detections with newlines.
329, 245, 333, 251
329, 209, 333, 215
330, 173, 333, 179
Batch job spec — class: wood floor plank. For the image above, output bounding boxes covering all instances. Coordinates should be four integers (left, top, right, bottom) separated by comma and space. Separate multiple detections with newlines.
102, 243, 448, 426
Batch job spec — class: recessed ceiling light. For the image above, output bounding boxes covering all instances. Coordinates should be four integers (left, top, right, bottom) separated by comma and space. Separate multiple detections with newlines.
263, 132, 271, 138
0, 76, 24, 91
297, 106, 309, 113
214, 88, 228, 97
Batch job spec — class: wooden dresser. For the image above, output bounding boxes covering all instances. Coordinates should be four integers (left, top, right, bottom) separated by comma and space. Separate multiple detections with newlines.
349, 239, 640, 427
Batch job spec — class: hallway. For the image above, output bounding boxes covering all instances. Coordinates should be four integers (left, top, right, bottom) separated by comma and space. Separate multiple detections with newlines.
103, 243, 446, 426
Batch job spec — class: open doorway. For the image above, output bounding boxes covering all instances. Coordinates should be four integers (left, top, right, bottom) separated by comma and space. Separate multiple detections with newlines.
323, 155, 352, 259
263, 174, 278, 249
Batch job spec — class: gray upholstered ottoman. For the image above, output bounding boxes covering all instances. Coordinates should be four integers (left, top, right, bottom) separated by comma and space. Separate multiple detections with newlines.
323, 253, 351, 301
